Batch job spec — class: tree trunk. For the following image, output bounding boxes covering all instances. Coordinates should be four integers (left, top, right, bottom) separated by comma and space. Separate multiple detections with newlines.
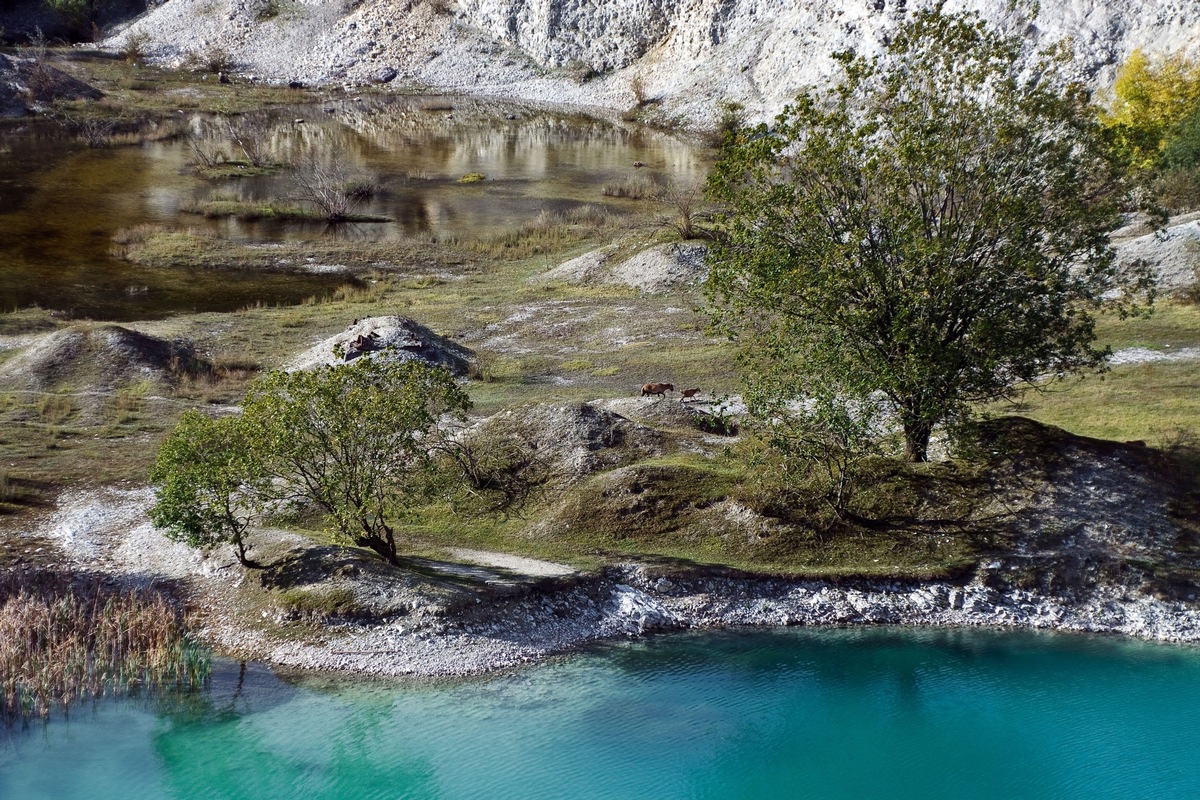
902, 419, 933, 463
358, 529, 400, 566
234, 538, 263, 569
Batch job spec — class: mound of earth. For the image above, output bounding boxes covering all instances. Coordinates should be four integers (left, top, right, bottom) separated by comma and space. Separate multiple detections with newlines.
462, 402, 666, 485
594, 397, 738, 436
525, 461, 757, 550
258, 544, 479, 622
608, 243, 709, 293
0, 52, 103, 117
540, 242, 708, 293
0, 324, 207, 393
288, 316, 473, 375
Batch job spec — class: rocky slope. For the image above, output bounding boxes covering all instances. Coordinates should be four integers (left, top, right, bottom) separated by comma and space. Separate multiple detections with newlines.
105, 0, 1200, 126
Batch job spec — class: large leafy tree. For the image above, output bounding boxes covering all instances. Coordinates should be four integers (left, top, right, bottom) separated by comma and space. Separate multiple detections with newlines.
149, 410, 267, 568
1105, 48, 1200, 171
241, 358, 470, 565
44, 0, 111, 40
706, 8, 1146, 463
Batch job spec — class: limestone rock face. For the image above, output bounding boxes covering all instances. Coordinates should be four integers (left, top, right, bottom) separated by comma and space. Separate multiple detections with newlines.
108, 0, 1200, 125
1112, 213, 1200, 293
455, 0, 676, 72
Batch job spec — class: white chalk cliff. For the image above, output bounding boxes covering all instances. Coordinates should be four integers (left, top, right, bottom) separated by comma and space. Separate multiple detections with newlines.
110, 0, 1200, 125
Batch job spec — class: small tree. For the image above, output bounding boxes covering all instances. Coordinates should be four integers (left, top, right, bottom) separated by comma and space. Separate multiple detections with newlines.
656, 178, 713, 241
149, 410, 266, 567
706, 8, 1149, 463
290, 149, 368, 222
242, 358, 471, 565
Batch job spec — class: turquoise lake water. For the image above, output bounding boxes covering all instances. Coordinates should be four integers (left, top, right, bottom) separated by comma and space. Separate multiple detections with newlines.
3, 627, 1199, 799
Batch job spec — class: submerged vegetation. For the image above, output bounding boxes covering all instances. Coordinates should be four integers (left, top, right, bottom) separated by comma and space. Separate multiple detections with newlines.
0, 572, 209, 724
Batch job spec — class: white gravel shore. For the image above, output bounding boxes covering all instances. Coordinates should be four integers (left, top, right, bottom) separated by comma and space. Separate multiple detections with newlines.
199, 564, 1200, 677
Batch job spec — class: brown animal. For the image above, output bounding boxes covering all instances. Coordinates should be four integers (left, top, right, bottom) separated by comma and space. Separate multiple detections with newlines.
344, 332, 381, 362
641, 382, 674, 397
679, 387, 700, 402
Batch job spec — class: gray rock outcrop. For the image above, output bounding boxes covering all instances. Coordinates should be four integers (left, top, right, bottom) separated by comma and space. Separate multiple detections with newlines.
540, 241, 707, 292
288, 315, 474, 374
1113, 212, 1200, 294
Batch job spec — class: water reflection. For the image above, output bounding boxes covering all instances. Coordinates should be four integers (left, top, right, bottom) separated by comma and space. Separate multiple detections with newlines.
0, 96, 704, 319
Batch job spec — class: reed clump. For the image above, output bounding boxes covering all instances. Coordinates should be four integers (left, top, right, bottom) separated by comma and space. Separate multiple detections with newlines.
452, 205, 616, 260
0, 572, 210, 724
601, 176, 660, 200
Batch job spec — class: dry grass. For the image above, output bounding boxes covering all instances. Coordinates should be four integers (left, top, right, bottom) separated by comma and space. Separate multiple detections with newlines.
450, 205, 618, 260
182, 46, 237, 75
48, 48, 317, 116
602, 176, 661, 200
37, 394, 74, 424
0, 470, 24, 506
0, 572, 209, 723
172, 355, 260, 404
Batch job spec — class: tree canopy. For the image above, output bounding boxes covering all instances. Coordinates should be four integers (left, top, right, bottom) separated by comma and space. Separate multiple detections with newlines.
240, 358, 471, 566
705, 8, 1147, 463
149, 410, 266, 567
1105, 48, 1200, 171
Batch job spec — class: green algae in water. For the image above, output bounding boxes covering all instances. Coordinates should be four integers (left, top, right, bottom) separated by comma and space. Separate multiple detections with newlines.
3, 627, 1200, 799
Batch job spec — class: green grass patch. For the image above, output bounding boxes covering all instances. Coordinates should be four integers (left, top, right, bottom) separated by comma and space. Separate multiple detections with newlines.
402, 449, 994, 579
181, 198, 390, 224
0, 308, 59, 336
277, 586, 359, 619
194, 162, 284, 179
50, 49, 320, 116
1094, 302, 1200, 350
995, 361, 1200, 442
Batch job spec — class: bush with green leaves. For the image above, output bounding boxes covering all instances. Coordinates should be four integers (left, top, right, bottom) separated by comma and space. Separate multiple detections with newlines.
1105, 49, 1200, 170
43, 0, 109, 40
240, 358, 471, 566
705, 8, 1149, 464
149, 358, 551, 567
149, 410, 266, 567
1105, 49, 1200, 211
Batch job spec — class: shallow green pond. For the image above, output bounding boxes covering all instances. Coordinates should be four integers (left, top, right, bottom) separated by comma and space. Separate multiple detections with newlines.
0, 97, 703, 319
3, 627, 1199, 799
